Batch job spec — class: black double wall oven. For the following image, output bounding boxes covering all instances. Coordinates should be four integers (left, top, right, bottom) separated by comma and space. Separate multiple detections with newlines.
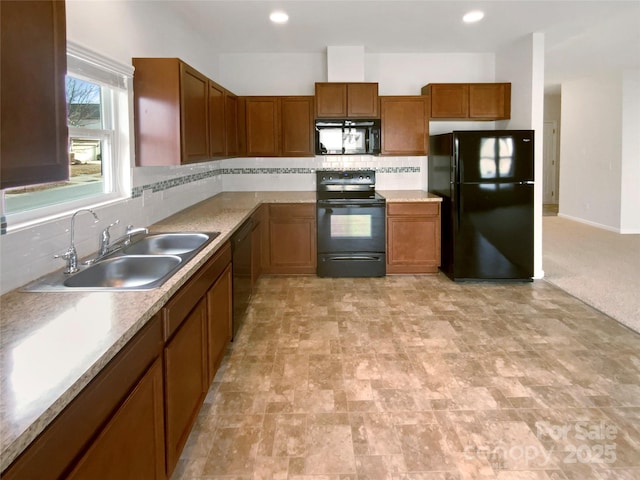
316, 170, 386, 277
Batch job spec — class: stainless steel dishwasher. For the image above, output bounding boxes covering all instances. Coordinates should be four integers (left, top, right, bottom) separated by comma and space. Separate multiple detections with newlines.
231, 218, 253, 339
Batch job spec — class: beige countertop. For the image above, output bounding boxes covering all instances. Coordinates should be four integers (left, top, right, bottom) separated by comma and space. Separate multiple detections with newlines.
0, 189, 437, 470
378, 190, 443, 202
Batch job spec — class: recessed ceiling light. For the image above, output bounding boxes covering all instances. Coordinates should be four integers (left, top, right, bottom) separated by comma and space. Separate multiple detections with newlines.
270, 11, 289, 24
463, 10, 485, 23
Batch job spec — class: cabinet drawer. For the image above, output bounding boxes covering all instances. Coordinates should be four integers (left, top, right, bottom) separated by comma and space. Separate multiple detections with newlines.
269, 203, 315, 219
163, 242, 231, 341
387, 202, 440, 217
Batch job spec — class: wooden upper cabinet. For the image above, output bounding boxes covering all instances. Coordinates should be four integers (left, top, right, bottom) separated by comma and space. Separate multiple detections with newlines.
424, 84, 469, 119
225, 91, 239, 157
281, 96, 314, 156
1, 0, 69, 189
244, 97, 280, 156
209, 81, 226, 158
180, 63, 210, 163
422, 83, 511, 120
241, 96, 314, 157
468, 83, 510, 119
347, 83, 379, 117
133, 57, 239, 165
380, 96, 430, 156
315, 82, 379, 118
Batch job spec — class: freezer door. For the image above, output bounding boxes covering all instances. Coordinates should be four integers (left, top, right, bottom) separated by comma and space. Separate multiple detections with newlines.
453, 182, 534, 280
456, 131, 534, 184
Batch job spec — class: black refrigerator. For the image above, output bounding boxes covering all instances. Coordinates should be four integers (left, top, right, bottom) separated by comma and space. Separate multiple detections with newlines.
429, 130, 534, 281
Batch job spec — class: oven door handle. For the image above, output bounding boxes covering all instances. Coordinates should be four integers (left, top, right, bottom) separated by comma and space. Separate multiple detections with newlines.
318, 202, 382, 209
327, 256, 383, 262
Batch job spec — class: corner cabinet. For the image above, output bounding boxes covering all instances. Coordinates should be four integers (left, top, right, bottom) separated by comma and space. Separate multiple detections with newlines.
380, 96, 430, 156
422, 83, 511, 120
133, 58, 239, 165
315, 82, 379, 118
386, 202, 441, 274
1, 0, 69, 189
241, 96, 314, 157
264, 204, 316, 274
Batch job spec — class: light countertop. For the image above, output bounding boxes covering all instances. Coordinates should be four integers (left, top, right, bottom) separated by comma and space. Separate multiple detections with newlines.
0, 189, 437, 470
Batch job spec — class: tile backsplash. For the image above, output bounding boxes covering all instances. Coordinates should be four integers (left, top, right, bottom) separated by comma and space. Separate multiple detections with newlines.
0, 155, 427, 294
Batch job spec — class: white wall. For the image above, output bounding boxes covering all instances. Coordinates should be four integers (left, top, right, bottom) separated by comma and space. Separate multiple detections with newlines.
495, 33, 546, 279
559, 73, 623, 231
620, 69, 640, 233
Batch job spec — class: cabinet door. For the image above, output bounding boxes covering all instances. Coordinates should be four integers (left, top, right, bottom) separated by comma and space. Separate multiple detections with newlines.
380, 96, 429, 155
428, 84, 469, 119
180, 63, 209, 163
207, 265, 232, 383
225, 91, 239, 156
251, 213, 263, 286
1, 0, 68, 189
66, 359, 166, 480
164, 298, 208, 476
209, 81, 226, 157
245, 97, 280, 156
386, 203, 441, 274
469, 83, 511, 119
281, 96, 314, 156
315, 83, 347, 118
267, 204, 316, 274
347, 83, 379, 117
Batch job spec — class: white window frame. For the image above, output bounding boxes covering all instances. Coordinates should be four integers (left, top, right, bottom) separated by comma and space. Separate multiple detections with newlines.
4, 42, 133, 231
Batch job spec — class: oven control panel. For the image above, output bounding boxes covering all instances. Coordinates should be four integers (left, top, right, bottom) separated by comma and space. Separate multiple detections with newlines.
317, 170, 375, 186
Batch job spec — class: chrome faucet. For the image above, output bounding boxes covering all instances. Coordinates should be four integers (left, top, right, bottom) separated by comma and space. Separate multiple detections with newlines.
85, 221, 149, 265
56, 209, 99, 274
98, 220, 120, 256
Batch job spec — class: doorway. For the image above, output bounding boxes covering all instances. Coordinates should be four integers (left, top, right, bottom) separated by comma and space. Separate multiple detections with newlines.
543, 120, 559, 215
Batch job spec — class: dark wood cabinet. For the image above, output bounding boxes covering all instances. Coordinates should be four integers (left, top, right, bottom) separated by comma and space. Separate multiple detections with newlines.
315, 82, 379, 118
209, 81, 226, 158
422, 83, 511, 120
242, 96, 314, 157
243, 97, 280, 156
66, 359, 166, 480
380, 96, 430, 155
265, 204, 316, 274
281, 97, 314, 156
225, 91, 239, 156
251, 207, 264, 287
1, 0, 69, 189
180, 63, 210, 163
386, 202, 441, 274
133, 58, 239, 165
163, 298, 208, 476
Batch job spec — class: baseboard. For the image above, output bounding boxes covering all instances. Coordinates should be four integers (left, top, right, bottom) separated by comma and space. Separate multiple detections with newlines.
557, 213, 621, 233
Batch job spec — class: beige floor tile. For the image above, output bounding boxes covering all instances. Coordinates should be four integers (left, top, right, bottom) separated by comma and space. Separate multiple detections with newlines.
171, 275, 640, 480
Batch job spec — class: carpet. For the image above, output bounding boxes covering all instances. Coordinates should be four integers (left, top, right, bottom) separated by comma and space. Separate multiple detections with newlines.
543, 216, 640, 333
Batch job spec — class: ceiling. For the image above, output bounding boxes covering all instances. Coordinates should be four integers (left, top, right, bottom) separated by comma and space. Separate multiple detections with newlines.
167, 0, 640, 91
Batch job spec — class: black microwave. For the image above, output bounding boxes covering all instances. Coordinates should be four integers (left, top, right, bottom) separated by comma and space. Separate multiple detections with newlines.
315, 119, 381, 155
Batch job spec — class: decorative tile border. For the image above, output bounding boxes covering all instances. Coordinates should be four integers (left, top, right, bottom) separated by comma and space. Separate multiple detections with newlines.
1, 216, 6, 235
132, 165, 421, 198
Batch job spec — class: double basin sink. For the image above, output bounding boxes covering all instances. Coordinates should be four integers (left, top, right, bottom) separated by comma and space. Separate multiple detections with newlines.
23, 232, 220, 292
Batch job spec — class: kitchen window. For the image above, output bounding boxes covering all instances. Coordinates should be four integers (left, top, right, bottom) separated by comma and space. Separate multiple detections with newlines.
3, 42, 132, 228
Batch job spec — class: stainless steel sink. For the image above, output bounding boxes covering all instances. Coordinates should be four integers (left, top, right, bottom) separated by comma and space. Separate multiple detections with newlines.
63, 255, 182, 289
22, 231, 220, 292
123, 233, 210, 256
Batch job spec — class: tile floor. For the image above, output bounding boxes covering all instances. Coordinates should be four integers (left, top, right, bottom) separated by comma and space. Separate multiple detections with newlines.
171, 274, 640, 480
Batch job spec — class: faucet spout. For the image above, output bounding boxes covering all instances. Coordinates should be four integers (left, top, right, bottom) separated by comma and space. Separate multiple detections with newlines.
56, 209, 99, 274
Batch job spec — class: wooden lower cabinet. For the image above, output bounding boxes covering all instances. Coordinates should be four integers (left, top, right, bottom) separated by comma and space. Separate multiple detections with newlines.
66, 358, 166, 480
265, 203, 316, 274
207, 264, 232, 384
164, 298, 208, 476
386, 202, 441, 274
